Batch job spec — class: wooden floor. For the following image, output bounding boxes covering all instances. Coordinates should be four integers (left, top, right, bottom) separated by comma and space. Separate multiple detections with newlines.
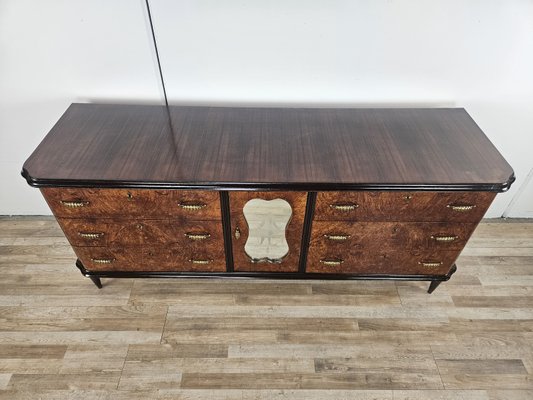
0, 217, 532, 399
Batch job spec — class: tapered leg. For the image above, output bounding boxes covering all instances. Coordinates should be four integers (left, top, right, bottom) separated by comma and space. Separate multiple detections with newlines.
89, 275, 103, 289
427, 280, 442, 294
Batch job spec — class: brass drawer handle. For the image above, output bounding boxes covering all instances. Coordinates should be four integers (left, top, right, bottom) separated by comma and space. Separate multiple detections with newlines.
323, 234, 351, 241
418, 261, 443, 267
178, 202, 207, 210
431, 235, 458, 242
447, 204, 476, 212
329, 203, 358, 211
319, 258, 344, 266
78, 232, 104, 239
60, 200, 89, 208
188, 258, 213, 265
90, 258, 115, 264
184, 232, 211, 240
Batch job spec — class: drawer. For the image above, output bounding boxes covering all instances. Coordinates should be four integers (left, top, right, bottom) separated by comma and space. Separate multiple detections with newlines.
173, 190, 221, 220
310, 221, 476, 252
74, 246, 141, 271
41, 188, 221, 220
144, 220, 224, 250
74, 246, 225, 272
143, 246, 226, 272
58, 218, 223, 249
58, 218, 145, 247
314, 191, 495, 222
307, 249, 459, 276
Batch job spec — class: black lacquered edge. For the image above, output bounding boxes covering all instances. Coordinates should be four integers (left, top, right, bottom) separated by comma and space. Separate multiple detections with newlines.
21, 168, 516, 193
298, 192, 316, 273
219, 191, 234, 272
75, 259, 457, 283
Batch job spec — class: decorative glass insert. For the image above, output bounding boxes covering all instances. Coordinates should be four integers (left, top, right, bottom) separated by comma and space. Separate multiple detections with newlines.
243, 198, 292, 263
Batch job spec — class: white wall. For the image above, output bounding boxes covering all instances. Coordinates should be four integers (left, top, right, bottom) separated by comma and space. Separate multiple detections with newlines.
0, 0, 163, 214
1, 0, 532, 217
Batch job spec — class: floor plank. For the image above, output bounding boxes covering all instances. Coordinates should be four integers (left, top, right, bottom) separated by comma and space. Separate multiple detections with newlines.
180, 372, 444, 389
0, 217, 531, 396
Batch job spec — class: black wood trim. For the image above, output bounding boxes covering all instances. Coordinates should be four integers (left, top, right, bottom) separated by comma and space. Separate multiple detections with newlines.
21, 168, 516, 193
220, 191, 234, 272
75, 259, 457, 283
298, 192, 316, 273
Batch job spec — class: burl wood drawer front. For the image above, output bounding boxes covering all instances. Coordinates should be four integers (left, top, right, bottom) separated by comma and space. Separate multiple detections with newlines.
73, 246, 141, 271
74, 246, 225, 272
41, 188, 221, 220
230, 191, 307, 273
314, 191, 495, 222
143, 220, 224, 249
143, 246, 226, 272
172, 190, 221, 220
58, 218, 223, 249
57, 218, 145, 247
307, 249, 459, 275
310, 221, 477, 252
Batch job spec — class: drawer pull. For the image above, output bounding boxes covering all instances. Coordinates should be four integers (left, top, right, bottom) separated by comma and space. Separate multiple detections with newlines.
90, 258, 115, 264
418, 261, 443, 268
184, 232, 211, 240
447, 204, 476, 212
235, 227, 241, 240
78, 232, 104, 239
178, 202, 207, 210
431, 235, 458, 242
323, 234, 351, 241
329, 203, 358, 211
188, 258, 213, 265
320, 258, 344, 266
60, 200, 89, 208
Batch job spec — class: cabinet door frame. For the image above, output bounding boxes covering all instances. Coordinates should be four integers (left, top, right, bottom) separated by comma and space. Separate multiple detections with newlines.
229, 191, 308, 272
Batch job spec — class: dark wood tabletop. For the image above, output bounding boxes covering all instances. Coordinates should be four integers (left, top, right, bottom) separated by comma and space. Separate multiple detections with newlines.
22, 103, 514, 191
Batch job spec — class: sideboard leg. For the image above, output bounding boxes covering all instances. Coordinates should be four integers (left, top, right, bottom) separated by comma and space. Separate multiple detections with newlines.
89, 276, 103, 289
427, 280, 442, 294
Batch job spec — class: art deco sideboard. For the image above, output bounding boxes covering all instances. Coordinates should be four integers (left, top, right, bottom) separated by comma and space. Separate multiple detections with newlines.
22, 104, 514, 293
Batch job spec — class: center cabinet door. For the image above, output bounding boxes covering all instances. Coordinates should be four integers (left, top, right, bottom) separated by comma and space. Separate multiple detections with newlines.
230, 191, 307, 272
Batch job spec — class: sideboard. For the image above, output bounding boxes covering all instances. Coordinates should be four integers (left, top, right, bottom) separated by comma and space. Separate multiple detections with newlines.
22, 104, 514, 293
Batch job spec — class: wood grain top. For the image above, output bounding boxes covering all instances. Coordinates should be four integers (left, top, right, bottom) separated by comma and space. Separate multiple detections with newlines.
22, 103, 514, 191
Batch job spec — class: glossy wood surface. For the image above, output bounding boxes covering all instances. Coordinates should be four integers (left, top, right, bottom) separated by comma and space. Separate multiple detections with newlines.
74, 246, 225, 272
230, 191, 307, 272
41, 188, 221, 220
306, 248, 459, 275
143, 246, 226, 272
73, 246, 140, 272
24, 104, 514, 190
310, 221, 478, 253
315, 191, 496, 222
4, 217, 533, 398
57, 218, 223, 248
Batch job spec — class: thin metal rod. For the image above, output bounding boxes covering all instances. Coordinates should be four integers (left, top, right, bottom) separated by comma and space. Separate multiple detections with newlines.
145, 0, 169, 108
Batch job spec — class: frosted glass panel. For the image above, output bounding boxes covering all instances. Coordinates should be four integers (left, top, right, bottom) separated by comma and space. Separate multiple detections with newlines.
243, 198, 292, 263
